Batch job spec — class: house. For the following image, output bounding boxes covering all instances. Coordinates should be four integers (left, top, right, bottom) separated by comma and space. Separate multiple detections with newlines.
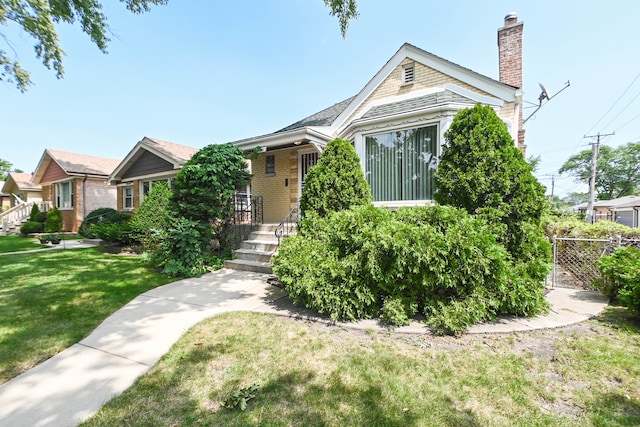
0, 173, 45, 235
107, 137, 200, 212
1, 172, 42, 207
0, 183, 9, 211
31, 149, 120, 232
575, 195, 640, 227
232, 13, 526, 224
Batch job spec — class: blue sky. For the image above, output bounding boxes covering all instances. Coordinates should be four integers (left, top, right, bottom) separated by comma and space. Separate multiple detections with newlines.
2, 1, 640, 198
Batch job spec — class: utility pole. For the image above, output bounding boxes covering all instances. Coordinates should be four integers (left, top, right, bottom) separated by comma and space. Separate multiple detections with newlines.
584, 132, 615, 223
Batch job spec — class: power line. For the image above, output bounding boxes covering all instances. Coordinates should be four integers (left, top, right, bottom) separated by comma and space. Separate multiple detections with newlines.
612, 110, 640, 134
599, 89, 640, 132
585, 70, 640, 136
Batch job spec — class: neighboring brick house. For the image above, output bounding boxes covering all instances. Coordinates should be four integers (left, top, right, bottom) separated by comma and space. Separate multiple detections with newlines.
1, 173, 42, 207
233, 14, 526, 224
107, 137, 200, 212
32, 150, 120, 232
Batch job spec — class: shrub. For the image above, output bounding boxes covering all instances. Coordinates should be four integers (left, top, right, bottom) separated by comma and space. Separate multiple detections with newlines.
45, 207, 63, 232
88, 211, 133, 244
20, 221, 44, 235
272, 204, 545, 335
599, 246, 640, 315
434, 103, 548, 259
79, 208, 117, 237
131, 181, 171, 249
29, 204, 40, 222
154, 217, 222, 277
299, 138, 372, 219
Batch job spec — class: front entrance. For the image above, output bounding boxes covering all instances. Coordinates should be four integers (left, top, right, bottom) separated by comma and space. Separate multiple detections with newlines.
298, 151, 319, 199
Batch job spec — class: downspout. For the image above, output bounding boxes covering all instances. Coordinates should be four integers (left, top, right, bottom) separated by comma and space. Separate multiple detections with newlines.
83, 174, 88, 223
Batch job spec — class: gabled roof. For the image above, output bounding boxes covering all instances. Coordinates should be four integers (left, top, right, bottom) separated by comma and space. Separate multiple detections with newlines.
233, 42, 519, 151
108, 136, 200, 184
32, 149, 120, 184
2, 172, 41, 192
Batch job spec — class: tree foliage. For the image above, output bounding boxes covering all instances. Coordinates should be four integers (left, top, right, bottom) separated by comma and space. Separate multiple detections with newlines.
130, 180, 171, 248
1, 0, 169, 91
434, 103, 548, 257
2, 1, 358, 91
299, 138, 372, 219
558, 141, 640, 200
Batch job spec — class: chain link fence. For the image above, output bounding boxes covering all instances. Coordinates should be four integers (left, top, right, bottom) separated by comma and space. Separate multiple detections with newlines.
551, 236, 640, 289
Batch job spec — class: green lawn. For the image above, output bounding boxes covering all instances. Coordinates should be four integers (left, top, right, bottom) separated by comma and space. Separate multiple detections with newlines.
82, 309, 640, 427
0, 246, 173, 383
0, 235, 48, 253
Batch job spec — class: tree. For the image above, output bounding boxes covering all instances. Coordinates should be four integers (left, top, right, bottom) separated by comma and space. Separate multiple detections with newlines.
299, 138, 372, 219
170, 142, 251, 256
558, 141, 640, 200
434, 104, 550, 317
0, 158, 22, 180
434, 104, 547, 240
2, 1, 358, 92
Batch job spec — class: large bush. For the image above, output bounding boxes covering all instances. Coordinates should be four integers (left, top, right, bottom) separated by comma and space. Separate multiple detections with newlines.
273, 205, 546, 335
299, 138, 372, 218
89, 212, 134, 244
45, 207, 63, 232
79, 208, 117, 237
434, 104, 548, 259
599, 246, 640, 315
170, 143, 252, 256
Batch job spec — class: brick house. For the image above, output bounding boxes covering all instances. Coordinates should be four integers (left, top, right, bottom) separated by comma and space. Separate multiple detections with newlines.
232, 14, 526, 224
32, 150, 120, 232
107, 137, 200, 212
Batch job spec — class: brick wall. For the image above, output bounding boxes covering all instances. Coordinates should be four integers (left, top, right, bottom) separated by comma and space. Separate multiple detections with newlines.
251, 147, 303, 223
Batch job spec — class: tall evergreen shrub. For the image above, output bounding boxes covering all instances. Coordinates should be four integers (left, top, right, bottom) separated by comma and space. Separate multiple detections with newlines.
45, 206, 63, 232
299, 138, 372, 218
131, 181, 171, 249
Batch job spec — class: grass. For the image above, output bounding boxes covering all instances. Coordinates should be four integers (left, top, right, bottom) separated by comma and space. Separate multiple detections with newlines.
0, 246, 174, 383
82, 308, 640, 427
0, 235, 48, 253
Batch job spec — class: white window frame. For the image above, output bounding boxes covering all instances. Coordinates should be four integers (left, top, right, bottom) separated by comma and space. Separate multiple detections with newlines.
55, 180, 74, 210
123, 186, 134, 211
140, 177, 174, 204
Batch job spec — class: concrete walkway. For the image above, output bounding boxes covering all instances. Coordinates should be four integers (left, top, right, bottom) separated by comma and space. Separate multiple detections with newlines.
0, 266, 609, 427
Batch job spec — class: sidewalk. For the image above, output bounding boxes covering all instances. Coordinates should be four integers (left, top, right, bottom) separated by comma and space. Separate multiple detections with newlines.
0, 268, 609, 427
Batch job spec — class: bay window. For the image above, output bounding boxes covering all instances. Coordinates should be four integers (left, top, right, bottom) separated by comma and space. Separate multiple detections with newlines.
365, 125, 438, 202
56, 181, 74, 209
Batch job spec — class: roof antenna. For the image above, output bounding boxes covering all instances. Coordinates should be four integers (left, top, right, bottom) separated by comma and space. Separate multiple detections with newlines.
524, 80, 570, 125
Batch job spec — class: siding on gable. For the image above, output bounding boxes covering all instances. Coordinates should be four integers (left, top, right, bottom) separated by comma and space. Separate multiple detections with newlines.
122, 150, 175, 179
41, 160, 69, 183
345, 59, 506, 126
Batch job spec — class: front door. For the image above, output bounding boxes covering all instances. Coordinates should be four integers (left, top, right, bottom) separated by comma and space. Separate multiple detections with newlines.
299, 150, 319, 199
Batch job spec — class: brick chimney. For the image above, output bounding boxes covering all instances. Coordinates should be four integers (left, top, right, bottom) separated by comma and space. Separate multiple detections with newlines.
497, 12, 525, 153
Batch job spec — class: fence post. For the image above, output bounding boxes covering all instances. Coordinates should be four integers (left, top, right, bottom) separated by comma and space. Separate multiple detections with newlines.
552, 235, 557, 288
617, 235, 622, 249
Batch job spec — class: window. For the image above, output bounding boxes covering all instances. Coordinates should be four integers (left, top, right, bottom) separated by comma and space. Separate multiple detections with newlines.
141, 178, 173, 203
123, 186, 134, 210
56, 181, 74, 209
265, 155, 275, 175
365, 125, 438, 202
402, 62, 415, 85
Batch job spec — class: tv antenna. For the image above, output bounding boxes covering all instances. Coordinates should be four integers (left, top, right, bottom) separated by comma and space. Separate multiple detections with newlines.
523, 80, 570, 125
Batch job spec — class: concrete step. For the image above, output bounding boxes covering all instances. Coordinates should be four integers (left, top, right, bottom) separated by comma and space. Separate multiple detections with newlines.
248, 230, 279, 242
233, 248, 274, 263
223, 259, 272, 274
240, 239, 278, 253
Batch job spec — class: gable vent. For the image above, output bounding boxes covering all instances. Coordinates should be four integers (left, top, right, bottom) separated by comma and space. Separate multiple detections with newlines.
402, 63, 415, 85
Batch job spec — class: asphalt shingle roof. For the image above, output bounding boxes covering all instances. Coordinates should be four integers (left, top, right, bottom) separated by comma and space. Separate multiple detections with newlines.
361, 90, 476, 121
276, 96, 356, 133
47, 150, 121, 176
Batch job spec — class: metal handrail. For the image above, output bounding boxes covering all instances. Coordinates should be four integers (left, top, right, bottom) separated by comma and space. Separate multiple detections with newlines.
275, 206, 299, 246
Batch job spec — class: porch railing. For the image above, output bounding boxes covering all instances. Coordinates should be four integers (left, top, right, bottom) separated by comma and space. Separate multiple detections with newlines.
275, 205, 299, 246
229, 194, 264, 248
1, 201, 51, 234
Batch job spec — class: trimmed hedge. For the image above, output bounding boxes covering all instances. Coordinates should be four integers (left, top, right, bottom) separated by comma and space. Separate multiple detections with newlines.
273, 204, 549, 335
20, 221, 44, 235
